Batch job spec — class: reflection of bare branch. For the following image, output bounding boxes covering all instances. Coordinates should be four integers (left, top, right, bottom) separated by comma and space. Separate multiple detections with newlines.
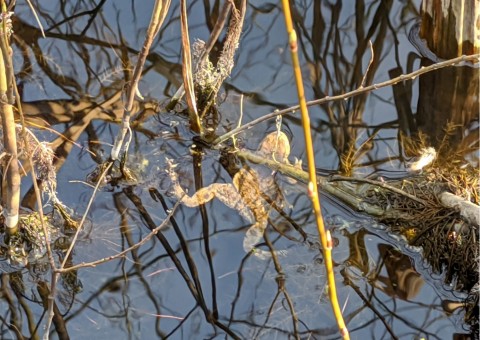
46, 0, 107, 35
124, 187, 240, 339
37, 281, 70, 340
60, 162, 111, 269
19, 94, 160, 210
342, 268, 397, 339
261, 232, 299, 338
14, 16, 182, 100
56, 198, 181, 273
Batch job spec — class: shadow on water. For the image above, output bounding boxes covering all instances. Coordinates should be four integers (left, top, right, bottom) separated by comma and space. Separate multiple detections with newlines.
0, 0, 477, 339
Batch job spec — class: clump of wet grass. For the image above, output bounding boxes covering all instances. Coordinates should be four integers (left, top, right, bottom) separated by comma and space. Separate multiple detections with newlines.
368, 130, 479, 293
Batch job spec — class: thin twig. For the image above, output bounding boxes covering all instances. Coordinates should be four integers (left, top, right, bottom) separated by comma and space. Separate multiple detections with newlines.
328, 175, 428, 205
360, 40, 374, 88
233, 94, 244, 148
25, 0, 45, 38
56, 198, 182, 273
213, 54, 480, 145
59, 162, 112, 269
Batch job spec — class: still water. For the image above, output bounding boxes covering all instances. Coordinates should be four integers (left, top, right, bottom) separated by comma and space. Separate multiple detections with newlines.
0, 0, 476, 339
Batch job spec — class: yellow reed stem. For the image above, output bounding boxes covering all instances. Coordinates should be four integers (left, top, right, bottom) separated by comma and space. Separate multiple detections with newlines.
280, 1, 349, 338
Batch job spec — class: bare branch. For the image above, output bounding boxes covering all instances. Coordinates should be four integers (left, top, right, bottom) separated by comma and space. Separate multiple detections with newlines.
214, 54, 480, 145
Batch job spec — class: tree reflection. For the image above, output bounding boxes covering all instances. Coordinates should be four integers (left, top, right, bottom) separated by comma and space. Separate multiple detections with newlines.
0, 0, 477, 339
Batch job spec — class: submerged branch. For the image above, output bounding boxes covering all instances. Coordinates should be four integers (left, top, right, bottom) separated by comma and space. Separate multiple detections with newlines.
237, 148, 430, 221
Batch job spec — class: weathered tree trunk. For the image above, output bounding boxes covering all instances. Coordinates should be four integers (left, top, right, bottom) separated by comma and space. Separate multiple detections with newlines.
420, 0, 479, 58
416, 0, 479, 148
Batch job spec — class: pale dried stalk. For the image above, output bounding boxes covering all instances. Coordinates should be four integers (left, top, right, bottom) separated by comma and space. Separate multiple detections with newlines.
111, 0, 171, 160
167, 1, 233, 108
0, 7, 60, 337
180, 0, 201, 132
15, 92, 59, 340
0, 12, 19, 231
0, 100, 20, 230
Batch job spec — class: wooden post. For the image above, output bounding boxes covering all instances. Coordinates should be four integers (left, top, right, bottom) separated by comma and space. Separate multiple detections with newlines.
420, 0, 479, 58
416, 0, 479, 148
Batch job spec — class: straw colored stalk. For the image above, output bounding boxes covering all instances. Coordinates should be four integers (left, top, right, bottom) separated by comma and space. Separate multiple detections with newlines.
280, 0, 349, 338
180, 0, 201, 133
0, 19, 19, 231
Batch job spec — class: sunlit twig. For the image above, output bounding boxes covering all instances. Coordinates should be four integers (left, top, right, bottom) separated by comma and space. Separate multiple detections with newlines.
360, 40, 374, 88
280, 1, 349, 338
25, 0, 45, 38
213, 53, 480, 145
56, 198, 182, 273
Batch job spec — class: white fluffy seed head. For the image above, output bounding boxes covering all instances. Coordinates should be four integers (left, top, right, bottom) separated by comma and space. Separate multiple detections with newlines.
409, 147, 437, 171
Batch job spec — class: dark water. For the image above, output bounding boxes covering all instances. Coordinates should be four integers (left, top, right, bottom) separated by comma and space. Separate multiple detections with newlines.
0, 0, 477, 339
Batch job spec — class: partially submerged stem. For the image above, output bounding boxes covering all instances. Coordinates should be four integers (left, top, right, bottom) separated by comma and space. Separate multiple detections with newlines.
280, 1, 349, 338
111, 0, 171, 160
236, 149, 405, 219
0, 7, 19, 231
439, 192, 480, 226
1, 6, 59, 337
